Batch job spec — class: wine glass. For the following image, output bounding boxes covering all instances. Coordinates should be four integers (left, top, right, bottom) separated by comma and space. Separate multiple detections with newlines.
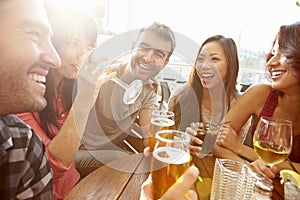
253, 116, 293, 167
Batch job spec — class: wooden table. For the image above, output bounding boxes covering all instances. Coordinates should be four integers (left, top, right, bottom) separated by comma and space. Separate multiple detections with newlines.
65, 153, 284, 200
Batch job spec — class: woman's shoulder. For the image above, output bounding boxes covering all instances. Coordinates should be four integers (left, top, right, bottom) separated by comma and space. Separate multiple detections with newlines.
169, 84, 194, 102
171, 84, 193, 97
243, 84, 273, 98
233, 84, 273, 109
168, 84, 192, 107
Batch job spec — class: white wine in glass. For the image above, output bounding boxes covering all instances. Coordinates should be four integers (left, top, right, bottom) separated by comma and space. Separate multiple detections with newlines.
253, 116, 293, 167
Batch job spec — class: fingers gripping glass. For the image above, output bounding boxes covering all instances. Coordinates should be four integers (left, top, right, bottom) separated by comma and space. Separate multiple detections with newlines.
190, 122, 220, 158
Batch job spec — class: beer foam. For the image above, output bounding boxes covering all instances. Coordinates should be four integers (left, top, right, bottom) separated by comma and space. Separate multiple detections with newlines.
153, 147, 190, 164
151, 118, 175, 127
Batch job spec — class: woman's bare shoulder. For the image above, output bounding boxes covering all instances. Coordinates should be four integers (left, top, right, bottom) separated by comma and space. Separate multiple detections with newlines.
226, 84, 273, 131
233, 84, 273, 111
242, 84, 272, 99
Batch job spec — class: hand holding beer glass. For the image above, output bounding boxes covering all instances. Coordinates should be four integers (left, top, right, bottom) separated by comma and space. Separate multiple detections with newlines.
151, 130, 191, 200
149, 110, 175, 152
189, 122, 220, 158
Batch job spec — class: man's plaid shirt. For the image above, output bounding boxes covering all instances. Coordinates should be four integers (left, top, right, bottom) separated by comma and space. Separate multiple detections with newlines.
0, 115, 53, 199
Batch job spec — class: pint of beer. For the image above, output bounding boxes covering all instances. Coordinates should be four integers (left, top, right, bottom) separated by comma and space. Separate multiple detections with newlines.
151, 130, 191, 200
149, 110, 175, 152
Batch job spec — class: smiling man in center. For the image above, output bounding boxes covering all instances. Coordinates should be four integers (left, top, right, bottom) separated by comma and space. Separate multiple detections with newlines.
75, 22, 176, 178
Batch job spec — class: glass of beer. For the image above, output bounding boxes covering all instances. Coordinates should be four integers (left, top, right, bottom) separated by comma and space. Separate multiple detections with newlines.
253, 116, 293, 167
151, 130, 191, 200
149, 110, 175, 152
190, 122, 220, 158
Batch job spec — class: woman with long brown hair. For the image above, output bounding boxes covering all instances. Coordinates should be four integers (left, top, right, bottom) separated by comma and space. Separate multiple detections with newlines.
215, 21, 300, 176
169, 35, 250, 156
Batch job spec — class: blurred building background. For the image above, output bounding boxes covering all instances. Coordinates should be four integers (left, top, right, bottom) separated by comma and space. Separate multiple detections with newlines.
57, 0, 300, 92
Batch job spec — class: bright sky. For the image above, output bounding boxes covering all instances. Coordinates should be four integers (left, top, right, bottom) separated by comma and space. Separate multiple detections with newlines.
107, 0, 300, 52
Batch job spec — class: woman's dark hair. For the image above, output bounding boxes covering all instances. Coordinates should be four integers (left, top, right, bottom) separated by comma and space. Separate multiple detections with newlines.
189, 35, 239, 121
38, 5, 98, 138
266, 21, 300, 80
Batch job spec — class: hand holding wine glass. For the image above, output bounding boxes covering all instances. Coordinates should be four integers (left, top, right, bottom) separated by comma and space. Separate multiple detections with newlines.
253, 116, 293, 168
